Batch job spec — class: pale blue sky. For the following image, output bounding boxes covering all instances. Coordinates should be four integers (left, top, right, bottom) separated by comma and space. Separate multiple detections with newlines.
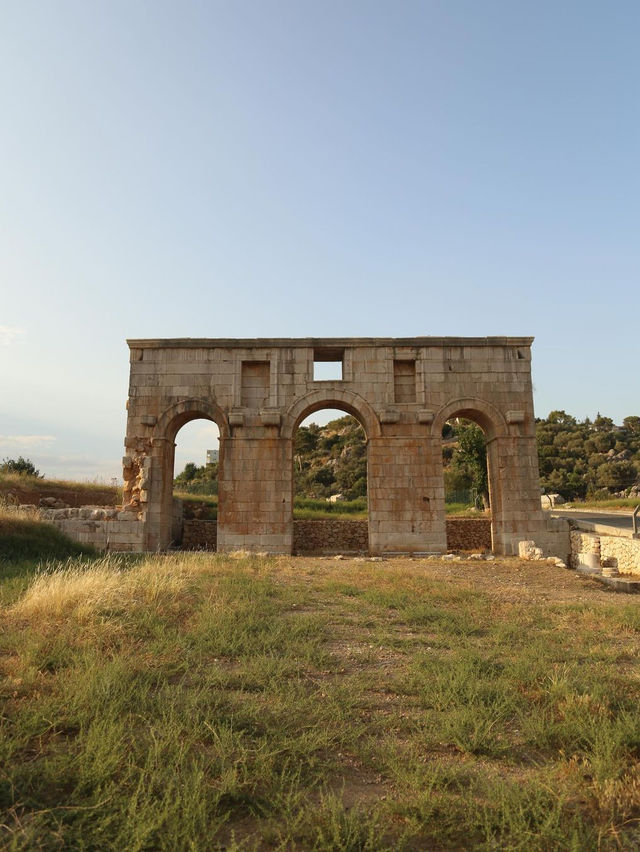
1, 1, 638, 479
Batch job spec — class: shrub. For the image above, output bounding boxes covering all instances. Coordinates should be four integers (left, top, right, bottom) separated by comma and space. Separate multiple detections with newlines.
1, 456, 41, 477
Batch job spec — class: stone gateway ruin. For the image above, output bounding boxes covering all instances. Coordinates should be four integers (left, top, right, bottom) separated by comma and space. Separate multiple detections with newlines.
115, 336, 566, 556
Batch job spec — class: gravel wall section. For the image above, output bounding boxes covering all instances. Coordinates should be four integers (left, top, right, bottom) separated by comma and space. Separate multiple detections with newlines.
293, 520, 369, 554
180, 518, 493, 554
182, 519, 217, 550
445, 518, 492, 551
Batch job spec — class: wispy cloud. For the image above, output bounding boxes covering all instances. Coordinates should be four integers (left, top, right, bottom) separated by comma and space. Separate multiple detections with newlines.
0, 435, 56, 449
0, 326, 25, 346
26, 452, 121, 482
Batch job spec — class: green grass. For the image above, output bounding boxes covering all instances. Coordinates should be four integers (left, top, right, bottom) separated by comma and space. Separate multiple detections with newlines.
444, 501, 479, 515
0, 505, 97, 604
567, 497, 640, 511
293, 497, 367, 520
1, 552, 640, 849
175, 494, 370, 521
176, 495, 478, 521
175, 491, 219, 519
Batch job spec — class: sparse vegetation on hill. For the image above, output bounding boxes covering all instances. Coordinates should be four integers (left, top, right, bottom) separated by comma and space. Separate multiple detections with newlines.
294, 416, 367, 500
0, 471, 120, 508
282, 412, 640, 504
537, 412, 640, 500
294, 411, 640, 505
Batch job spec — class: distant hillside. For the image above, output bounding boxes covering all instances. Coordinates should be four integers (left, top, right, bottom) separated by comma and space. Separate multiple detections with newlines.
536, 412, 640, 500
293, 411, 640, 503
294, 416, 366, 500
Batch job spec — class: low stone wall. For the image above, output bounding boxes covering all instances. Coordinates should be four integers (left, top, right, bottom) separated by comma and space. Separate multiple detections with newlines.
172, 517, 497, 554
570, 531, 600, 565
40, 506, 145, 552
445, 518, 492, 551
600, 536, 640, 575
293, 520, 368, 554
570, 529, 640, 576
182, 519, 217, 550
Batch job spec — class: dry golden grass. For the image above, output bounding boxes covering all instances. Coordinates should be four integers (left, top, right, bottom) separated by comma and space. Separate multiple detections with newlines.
9, 553, 203, 624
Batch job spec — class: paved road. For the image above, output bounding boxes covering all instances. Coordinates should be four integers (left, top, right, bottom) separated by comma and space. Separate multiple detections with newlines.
549, 509, 639, 534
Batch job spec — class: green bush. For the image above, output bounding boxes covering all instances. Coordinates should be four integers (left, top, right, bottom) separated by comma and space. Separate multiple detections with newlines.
1, 456, 41, 477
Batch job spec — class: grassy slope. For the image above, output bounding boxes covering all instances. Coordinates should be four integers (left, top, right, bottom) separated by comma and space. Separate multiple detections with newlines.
0, 472, 120, 507
1, 552, 639, 849
566, 497, 640, 511
0, 507, 96, 602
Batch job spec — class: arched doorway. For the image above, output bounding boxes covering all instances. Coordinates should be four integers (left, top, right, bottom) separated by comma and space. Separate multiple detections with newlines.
442, 417, 489, 511
433, 399, 509, 554
293, 407, 368, 554
148, 399, 229, 551
441, 416, 492, 553
282, 390, 381, 554
172, 419, 220, 547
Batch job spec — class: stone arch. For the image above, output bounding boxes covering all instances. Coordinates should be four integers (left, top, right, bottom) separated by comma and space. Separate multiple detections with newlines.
149, 398, 229, 551
283, 388, 380, 556
432, 397, 511, 554
431, 397, 508, 442
282, 388, 381, 441
154, 397, 230, 443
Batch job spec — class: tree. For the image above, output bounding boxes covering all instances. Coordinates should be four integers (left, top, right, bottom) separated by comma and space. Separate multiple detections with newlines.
547, 411, 577, 427
594, 461, 637, 491
593, 413, 615, 432
295, 423, 319, 455
449, 420, 489, 508
1, 456, 41, 477
173, 460, 219, 494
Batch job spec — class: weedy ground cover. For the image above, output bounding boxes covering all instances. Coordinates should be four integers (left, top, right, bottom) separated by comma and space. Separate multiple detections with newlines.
174, 495, 479, 521
1, 549, 639, 850
0, 474, 121, 507
566, 497, 640, 512
0, 505, 96, 603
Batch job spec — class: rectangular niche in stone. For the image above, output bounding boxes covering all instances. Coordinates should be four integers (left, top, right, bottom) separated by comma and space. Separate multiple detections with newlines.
241, 361, 270, 409
394, 360, 416, 403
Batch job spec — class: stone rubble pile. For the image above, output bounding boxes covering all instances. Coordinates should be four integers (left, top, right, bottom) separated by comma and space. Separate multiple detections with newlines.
39, 506, 123, 521
518, 539, 567, 568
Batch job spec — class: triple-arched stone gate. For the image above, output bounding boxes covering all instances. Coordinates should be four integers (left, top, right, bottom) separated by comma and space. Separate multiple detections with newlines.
121, 337, 564, 555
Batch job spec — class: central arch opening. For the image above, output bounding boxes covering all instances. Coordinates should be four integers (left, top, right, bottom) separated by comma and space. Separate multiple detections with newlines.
441, 415, 493, 553
292, 405, 369, 554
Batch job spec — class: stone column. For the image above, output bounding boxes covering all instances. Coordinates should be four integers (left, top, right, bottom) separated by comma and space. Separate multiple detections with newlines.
368, 434, 447, 554
145, 437, 175, 552
217, 433, 292, 554
487, 435, 546, 555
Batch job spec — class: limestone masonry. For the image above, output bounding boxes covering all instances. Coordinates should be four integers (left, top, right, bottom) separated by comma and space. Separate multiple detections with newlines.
114, 336, 565, 556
